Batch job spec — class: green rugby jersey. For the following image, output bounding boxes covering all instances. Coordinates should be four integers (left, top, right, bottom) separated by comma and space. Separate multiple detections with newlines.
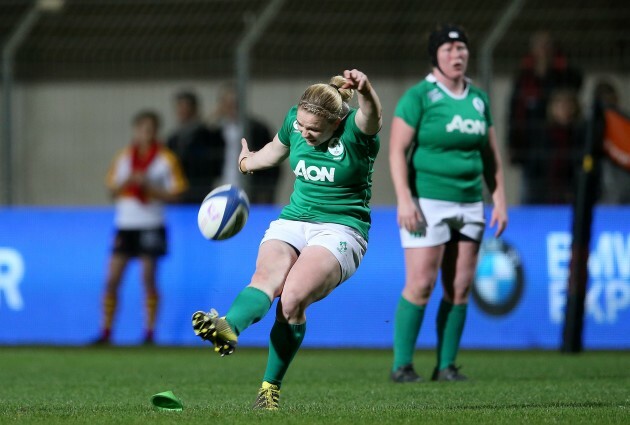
277, 105, 380, 240
395, 74, 493, 202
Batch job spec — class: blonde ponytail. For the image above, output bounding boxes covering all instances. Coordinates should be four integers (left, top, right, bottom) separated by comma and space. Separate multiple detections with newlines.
329, 75, 354, 103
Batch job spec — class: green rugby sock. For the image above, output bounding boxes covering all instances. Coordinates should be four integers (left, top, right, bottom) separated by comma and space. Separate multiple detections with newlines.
263, 321, 306, 387
225, 287, 272, 336
436, 300, 467, 370
392, 296, 426, 371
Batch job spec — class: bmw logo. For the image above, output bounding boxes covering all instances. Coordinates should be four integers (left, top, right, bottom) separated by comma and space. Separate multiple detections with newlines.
472, 238, 524, 316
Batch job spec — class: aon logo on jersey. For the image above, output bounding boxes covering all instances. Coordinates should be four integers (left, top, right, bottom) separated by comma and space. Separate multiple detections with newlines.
294, 159, 335, 182
446, 115, 486, 135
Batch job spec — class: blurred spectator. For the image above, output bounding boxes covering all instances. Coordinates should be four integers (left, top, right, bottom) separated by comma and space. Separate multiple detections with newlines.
594, 80, 620, 108
210, 82, 280, 204
521, 89, 585, 204
95, 110, 188, 345
507, 30, 583, 203
596, 80, 630, 204
167, 90, 224, 203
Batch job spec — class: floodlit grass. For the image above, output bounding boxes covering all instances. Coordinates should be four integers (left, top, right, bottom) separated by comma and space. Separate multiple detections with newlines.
0, 347, 628, 424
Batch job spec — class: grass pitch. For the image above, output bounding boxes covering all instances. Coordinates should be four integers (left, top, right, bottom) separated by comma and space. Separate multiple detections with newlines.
0, 347, 628, 424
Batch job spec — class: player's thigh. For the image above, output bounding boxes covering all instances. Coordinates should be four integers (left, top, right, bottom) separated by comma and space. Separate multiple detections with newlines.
404, 245, 444, 286
105, 253, 130, 289
139, 255, 159, 290
281, 245, 341, 310
250, 239, 299, 299
139, 254, 158, 269
401, 246, 444, 303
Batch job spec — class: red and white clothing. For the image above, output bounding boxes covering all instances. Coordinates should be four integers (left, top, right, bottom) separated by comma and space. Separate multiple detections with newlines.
106, 143, 187, 229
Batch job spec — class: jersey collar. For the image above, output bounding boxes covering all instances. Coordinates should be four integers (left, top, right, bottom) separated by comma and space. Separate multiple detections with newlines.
425, 74, 470, 100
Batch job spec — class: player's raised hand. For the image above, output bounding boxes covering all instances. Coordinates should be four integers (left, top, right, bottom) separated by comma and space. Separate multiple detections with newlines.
342, 69, 372, 95
238, 138, 254, 174
344, 69, 382, 135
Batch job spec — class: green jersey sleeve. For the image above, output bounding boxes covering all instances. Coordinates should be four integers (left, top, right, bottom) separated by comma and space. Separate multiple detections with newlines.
342, 109, 378, 143
278, 105, 298, 147
394, 87, 424, 130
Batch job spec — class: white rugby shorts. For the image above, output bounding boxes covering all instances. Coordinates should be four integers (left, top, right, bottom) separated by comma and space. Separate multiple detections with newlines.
261, 219, 367, 283
399, 198, 485, 248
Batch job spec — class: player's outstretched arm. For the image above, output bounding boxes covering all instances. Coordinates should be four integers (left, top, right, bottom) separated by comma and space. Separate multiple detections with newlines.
238, 136, 289, 175
342, 69, 382, 135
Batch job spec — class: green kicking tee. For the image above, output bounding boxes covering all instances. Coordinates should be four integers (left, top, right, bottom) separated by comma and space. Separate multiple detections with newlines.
395, 74, 493, 203
277, 105, 380, 241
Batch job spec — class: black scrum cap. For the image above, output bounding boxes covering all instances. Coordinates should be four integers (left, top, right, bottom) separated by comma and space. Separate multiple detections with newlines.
428, 24, 469, 67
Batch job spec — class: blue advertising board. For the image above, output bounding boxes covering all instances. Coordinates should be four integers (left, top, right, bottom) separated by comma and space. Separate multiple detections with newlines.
0, 206, 628, 349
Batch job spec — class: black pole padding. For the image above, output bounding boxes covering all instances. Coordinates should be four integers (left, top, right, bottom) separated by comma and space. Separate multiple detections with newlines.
561, 100, 605, 353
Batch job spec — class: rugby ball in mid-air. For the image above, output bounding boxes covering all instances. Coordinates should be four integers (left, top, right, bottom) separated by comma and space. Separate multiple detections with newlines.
197, 184, 250, 240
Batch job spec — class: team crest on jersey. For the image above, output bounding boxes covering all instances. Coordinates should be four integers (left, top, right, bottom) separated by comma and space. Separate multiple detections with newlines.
292, 120, 300, 133
472, 97, 485, 116
327, 138, 344, 159
428, 88, 444, 103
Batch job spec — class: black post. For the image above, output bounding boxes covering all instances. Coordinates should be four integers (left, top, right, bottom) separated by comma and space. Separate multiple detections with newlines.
561, 101, 605, 353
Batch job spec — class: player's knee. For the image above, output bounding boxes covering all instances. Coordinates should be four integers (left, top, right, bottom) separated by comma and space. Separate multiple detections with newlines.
104, 277, 122, 293
251, 265, 275, 285
279, 292, 306, 321
141, 272, 156, 286
403, 278, 435, 304
452, 286, 471, 304
445, 277, 473, 304
405, 273, 437, 302
251, 266, 270, 284
250, 268, 284, 298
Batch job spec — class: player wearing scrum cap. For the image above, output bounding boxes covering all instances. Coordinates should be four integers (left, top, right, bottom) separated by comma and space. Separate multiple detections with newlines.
389, 24, 508, 382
